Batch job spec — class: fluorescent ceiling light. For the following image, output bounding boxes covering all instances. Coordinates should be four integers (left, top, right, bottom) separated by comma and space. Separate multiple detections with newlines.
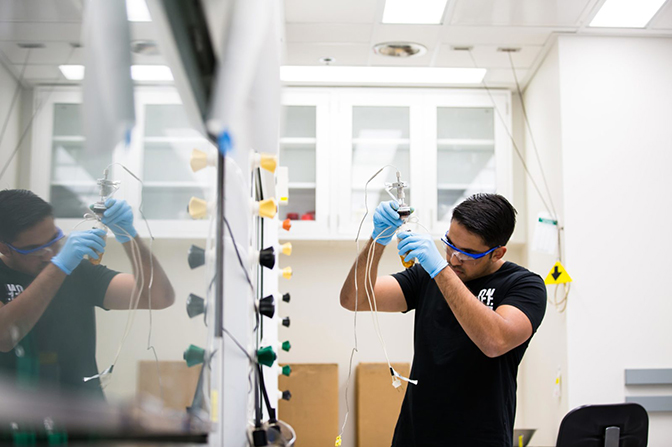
59, 65, 174, 81
382, 0, 448, 24
131, 65, 173, 81
59, 65, 85, 80
589, 0, 667, 28
280, 66, 486, 85
126, 0, 152, 22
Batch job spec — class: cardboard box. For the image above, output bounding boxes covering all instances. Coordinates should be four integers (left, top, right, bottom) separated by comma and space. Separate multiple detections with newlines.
137, 360, 201, 411
356, 362, 411, 447
278, 363, 339, 447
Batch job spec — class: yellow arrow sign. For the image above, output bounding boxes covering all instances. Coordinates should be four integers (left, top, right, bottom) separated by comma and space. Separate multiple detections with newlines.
544, 261, 573, 285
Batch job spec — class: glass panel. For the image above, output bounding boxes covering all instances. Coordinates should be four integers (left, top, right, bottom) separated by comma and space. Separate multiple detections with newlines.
50, 104, 112, 218
282, 106, 316, 138
141, 186, 209, 220
351, 142, 411, 222
53, 103, 82, 136
144, 104, 202, 138
281, 189, 316, 221
50, 184, 99, 219
436, 108, 496, 223
437, 189, 468, 223
437, 107, 494, 140
51, 141, 109, 183
143, 141, 212, 183
279, 145, 316, 184
353, 106, 409, 139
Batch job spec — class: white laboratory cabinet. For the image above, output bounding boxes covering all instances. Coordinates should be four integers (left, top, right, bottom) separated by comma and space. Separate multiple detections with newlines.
30, 87, 215, 238
30, 86, 512, 240
281, 87, 513, 241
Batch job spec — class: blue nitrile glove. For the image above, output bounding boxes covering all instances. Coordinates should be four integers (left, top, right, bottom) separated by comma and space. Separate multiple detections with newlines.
397, 232, 448, 279
51, 229, 107, 275
101, 198, 137, 243
372, 201, 403, 245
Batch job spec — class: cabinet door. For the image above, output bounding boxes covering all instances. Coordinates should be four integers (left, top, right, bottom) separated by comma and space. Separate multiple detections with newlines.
135, 89, 215, 237
31, 89, 117, 229
279, 90, 330, 239
425, 91, 512, 235
336, 91, 420, 238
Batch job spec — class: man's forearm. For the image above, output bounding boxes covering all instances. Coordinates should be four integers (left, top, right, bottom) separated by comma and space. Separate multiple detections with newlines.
340, 238, 385, 310
0, 264, 66, 352
434, 267, 516, 357
122, 237, 175, 309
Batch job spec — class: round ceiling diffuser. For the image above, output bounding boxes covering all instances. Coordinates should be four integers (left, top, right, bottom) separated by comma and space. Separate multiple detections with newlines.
373, 42, 427, 58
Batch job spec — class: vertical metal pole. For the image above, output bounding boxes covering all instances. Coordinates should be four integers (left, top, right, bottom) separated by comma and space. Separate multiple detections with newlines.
215, 151, 225, 337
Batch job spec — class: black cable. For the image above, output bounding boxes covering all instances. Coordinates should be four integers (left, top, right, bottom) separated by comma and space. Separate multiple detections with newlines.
224, 216, 255, 291
258, 364, 277, 423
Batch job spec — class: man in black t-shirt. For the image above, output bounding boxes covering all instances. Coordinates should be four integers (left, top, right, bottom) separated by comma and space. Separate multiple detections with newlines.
340, 193, 546, 447
0, 189, 175, 398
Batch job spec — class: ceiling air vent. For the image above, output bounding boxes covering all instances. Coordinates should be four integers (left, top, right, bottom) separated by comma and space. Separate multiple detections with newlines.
373, 42, 427, 58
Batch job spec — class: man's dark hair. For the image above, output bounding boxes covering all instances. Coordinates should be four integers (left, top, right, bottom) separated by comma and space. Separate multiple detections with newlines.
0, 189, 54, 243
451, 193, 517, 248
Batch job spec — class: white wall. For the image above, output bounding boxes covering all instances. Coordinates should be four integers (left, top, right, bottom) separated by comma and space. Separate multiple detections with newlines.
519, 42, 570, 446
0, 62, 21, 189
523, 35, 672, 446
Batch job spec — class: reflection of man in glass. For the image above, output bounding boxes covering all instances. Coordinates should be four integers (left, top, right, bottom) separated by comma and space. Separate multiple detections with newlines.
340, 194, 546, 447
0, 189, 174, 398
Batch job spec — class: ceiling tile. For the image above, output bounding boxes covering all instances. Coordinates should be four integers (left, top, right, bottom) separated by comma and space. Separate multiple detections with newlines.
284, 0, 379, 24
0, 42, 82, 65
0, 22, 81, 42
650, 1, 672, 30
440, 25, 555, 45
371, 24, 442, 47
285, 43, 371, 66
0, 0, 82, 23
450, 0, 594, 27
285, 23, 373, 43
435, 44, 543, 69
13, 63, 62, 81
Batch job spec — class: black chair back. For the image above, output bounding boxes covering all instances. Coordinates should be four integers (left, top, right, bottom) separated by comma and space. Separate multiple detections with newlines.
556, 403, 648, 447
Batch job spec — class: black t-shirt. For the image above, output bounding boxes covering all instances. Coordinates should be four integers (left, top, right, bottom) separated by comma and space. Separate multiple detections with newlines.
391, 262, 546, 447
0, 259, 118, 399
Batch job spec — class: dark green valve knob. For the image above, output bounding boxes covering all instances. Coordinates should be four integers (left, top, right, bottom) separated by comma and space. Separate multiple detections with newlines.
281, 365, 292, 377
281, 341, 291, 352
184, 344, 205, 367
188, 245, 205, 269
257, 346, 277, 367
186, 293, 205, 318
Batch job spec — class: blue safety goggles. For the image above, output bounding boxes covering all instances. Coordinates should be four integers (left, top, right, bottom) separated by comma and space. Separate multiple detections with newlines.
6, 227, 65, 256
441, 232, 499, 263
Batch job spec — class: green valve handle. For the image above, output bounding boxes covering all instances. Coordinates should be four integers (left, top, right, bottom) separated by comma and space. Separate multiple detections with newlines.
281, 341, 291, 352
281, 365, 292, 377
184, 344, 205, 367
257, 346, 277, 367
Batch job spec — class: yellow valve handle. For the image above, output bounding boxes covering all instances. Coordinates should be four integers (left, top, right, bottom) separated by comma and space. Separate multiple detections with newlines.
190, 149, 208, 172
259, 153, 278, 173
188, 197, 209, 219
281, 266, 292, 280
257, 198, 277, 219
335, 435, 342, 447
280, 242, 292, 256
